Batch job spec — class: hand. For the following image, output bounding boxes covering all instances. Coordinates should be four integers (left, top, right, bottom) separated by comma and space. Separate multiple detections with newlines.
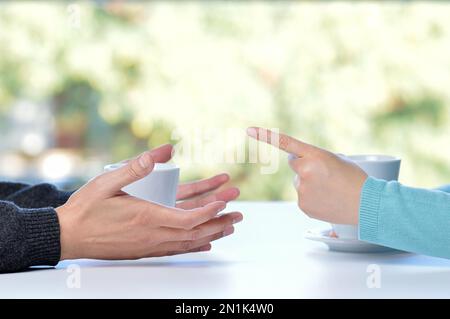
56, 144, 243, 260
176, 173, 240, 210
119, 153, 240, 209
247, 127, 367, 224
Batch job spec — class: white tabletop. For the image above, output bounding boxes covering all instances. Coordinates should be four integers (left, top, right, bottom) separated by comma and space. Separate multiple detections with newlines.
1, 201, 450, 299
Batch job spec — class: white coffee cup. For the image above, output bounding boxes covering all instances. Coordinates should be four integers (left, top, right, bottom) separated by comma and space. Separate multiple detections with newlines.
332, 154, 401, 239
104, 162, 180, 207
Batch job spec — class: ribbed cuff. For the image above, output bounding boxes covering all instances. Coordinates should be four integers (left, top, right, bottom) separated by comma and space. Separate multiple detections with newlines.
21, 209, 61, 267
358, 177, 386, 242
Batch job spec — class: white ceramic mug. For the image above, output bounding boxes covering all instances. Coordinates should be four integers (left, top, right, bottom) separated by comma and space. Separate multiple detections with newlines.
332, 154, 401, 239
104, 163, 180, 207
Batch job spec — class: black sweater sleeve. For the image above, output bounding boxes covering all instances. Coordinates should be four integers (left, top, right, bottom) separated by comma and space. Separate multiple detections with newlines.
0, 201, 61, 273
0, 182, 29, 199
0, 181, 73, 273
2, 183, 74, 209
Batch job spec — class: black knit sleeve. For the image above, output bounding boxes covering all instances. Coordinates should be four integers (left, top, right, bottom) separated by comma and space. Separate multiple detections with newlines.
0, 182, 30, 200
3, 183, 74, 209
0, 201, 61, 273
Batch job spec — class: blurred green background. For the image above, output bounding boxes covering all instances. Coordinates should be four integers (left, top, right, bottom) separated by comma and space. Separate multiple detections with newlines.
0, 1, 449, 200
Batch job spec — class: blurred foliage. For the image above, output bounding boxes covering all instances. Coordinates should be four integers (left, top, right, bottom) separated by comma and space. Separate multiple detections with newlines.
0, 1, 450, 199
373, 95, 446, 128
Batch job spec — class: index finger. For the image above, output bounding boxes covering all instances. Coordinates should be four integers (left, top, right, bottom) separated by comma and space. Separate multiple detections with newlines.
246, 127, 313, 157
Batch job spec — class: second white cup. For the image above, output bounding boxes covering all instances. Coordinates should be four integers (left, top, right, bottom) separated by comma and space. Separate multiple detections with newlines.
332, 154, 401, 239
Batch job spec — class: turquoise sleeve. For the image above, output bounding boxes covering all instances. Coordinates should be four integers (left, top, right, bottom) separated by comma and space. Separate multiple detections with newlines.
436, 184, 450, 193
359, 177, 450, 259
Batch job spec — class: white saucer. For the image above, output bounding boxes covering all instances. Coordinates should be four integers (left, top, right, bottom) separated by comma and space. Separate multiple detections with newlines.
305, 228, 400, 253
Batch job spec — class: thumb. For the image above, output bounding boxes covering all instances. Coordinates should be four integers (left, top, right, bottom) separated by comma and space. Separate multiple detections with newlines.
93, 144, 173, 196
101, 151, 156, 195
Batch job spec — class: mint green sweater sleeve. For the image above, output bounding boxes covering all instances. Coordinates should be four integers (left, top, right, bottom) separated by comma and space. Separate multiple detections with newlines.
359, 177, 450, 259
436, 184, 450, 193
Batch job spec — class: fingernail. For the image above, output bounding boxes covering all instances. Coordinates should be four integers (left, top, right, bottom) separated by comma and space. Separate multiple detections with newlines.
171, 146, 176, 157
217, 201, 227, 212
138, 152, 151, 169
246, 127, 258, 138
233, 215, 243, 224
201, 244, 212, 251
223, 226, 235, 237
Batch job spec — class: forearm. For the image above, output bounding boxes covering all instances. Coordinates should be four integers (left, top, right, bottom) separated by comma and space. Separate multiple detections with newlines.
359, 177, 450, 259
0, 201, 61, 273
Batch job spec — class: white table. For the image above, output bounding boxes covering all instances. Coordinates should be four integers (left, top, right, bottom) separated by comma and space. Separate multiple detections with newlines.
1, 201, 450, 298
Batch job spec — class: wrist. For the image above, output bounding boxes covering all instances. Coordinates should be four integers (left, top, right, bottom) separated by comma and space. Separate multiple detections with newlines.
56, 205, 79, 260
352, 173, 368, 224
